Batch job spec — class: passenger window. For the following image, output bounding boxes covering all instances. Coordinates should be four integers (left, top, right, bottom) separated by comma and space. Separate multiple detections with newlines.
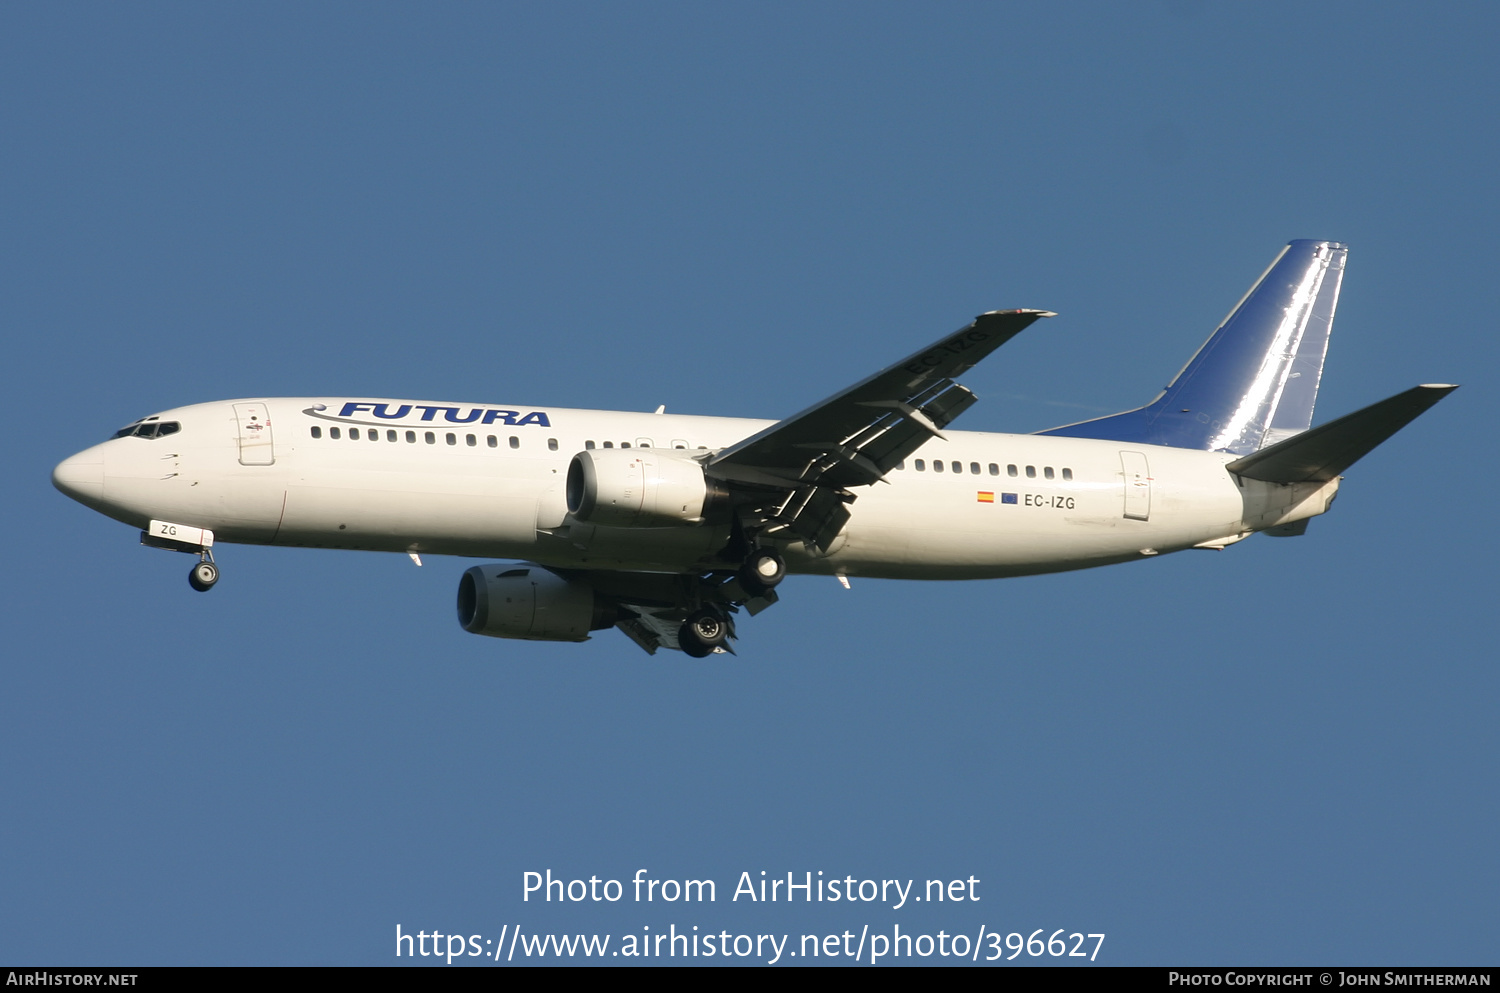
509, 436, 519, 449
896, 460, 905, 470
466, 434, 476, 447
915, 459, 925, 471
406, 431, 416, 443
934, 460, 944, 473
446, 433, 457, 446
368, 429, 378, 441
331, 427, 341, 440
603, 441, 613, 448
585, 440, 596, 449
951, 461, 961, 473
1062, 468, 1073, 481
988, 463, 998, 475
621, 442, 631, 448
1044, 467, 1054, 480
311, 426, 322, 439
1026, 466, 1036, 478
548, 438, 558, 451
349, 428, 359, 441
1007, 464, 1017, 477
387, 430, 397, 442
424, 431, 435, 444
970, 462, 980, 475
487, 436, 497, 448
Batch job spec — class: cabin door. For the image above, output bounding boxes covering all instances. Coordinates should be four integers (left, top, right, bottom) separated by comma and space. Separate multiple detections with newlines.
1119, 451, 1150, 521
233, 403, 275, 466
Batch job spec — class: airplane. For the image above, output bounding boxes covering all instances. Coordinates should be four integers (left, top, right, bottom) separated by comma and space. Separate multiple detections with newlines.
52, 240, 1455, 657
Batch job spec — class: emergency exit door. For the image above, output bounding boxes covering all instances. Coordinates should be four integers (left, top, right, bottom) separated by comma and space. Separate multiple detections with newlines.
233, 403, 275, 466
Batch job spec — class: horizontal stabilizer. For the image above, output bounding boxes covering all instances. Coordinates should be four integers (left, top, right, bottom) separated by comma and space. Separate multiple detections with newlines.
1226, 385, 1456, 483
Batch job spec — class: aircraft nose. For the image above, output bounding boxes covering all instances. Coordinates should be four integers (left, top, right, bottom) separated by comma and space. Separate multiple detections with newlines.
53, 449, 105, 504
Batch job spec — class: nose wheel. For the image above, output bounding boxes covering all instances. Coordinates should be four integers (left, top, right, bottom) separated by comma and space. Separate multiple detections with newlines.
188, 553, 219, 592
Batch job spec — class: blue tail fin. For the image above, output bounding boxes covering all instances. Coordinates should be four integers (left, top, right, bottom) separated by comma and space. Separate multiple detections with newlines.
1039, 240, 1347, 455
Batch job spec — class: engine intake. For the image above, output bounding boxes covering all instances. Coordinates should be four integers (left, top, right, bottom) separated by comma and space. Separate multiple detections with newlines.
566, 449, 721, 527
457, 564, 620, 641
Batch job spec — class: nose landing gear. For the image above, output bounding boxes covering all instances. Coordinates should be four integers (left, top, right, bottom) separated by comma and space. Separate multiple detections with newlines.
188, 554, 219, 592
141, 520, 222, 593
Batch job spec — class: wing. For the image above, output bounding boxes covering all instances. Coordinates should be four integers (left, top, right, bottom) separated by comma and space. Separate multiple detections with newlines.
706, 309, 1053, 550
543, 566, 771, 656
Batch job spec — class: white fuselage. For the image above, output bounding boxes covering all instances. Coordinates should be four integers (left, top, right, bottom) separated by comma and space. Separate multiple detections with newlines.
54, 397, 1340, 579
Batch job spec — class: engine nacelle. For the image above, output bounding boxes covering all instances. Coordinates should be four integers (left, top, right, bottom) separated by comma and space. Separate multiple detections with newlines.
457, 564, 619, 641
566, 449, 721, 527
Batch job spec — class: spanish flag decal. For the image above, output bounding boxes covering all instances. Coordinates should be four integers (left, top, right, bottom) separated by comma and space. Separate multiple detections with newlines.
977, 491, 995, 503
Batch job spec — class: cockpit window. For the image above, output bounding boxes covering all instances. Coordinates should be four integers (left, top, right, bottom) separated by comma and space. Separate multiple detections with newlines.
112, 420, 180, 440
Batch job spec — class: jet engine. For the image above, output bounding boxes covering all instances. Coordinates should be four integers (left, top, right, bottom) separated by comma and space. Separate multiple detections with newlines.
457, 564, 620, 641
565, 449, 724, 527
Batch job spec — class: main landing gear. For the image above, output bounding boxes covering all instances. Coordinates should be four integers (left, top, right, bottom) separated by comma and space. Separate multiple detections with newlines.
678, 608, 729, 658
677, 547, 788, 657
188, 550, 219, 592
737, 547, 786, 596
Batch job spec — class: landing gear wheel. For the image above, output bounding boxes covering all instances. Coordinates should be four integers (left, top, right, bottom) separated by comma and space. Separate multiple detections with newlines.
189, 560, 219, 592
738, 548, 786, 595
679, 608, 728, 657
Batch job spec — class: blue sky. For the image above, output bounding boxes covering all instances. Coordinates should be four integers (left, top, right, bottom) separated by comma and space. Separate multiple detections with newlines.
3, 2, 1496, 965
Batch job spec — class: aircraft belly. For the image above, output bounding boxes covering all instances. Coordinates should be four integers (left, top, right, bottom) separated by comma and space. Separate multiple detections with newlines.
533, 522, 731, 572
273, 467, 537, 552
826, 523, 1143, 579
198, 477, 286, 542
822, 483, 1120, 575
817, 456, 1249, 579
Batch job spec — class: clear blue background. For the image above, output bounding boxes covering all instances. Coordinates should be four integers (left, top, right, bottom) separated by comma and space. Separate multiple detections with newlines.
3, 2, 1494, 966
